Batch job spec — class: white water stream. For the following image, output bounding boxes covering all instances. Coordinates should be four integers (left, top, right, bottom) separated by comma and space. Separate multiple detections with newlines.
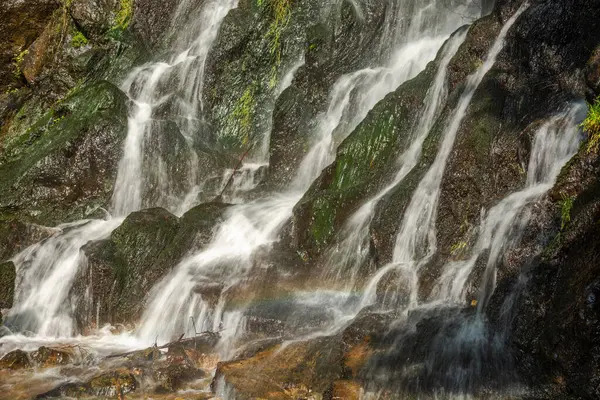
0, 2, 569, 399
360, 2, 530, 310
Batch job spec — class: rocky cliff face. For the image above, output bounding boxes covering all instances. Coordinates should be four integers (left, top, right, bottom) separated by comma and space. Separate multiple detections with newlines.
1, 0, 600, 399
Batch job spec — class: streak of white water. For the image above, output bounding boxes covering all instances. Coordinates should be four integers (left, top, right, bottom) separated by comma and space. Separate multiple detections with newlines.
5, 219, 122, 337
112, 0, 239, 216
324, 29, 468, 288
393, 2, 529, 267
433, 103, 584, 305
361, 2, 529, 309
137, 193, 301, 344
3, 0, 240, 341
138, 0, 479, 347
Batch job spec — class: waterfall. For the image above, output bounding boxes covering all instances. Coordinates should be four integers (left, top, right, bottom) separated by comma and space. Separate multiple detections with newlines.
136, 0, 480, 346
433, 103, 584, 306
112, 0, 240, 216
324, 29, 468, 289
2, 0, 240, 339
361, 2, 530, 309
4, 219, 122, 337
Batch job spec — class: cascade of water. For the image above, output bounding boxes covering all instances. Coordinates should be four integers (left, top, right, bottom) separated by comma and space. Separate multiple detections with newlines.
433, 104, 584, 306
4, 219, 122, 337
112, 0, 239, 216
2, 0, 240, 340
137, 0, 479, 348
361, 2, 529, 309
324, 29, 468, 289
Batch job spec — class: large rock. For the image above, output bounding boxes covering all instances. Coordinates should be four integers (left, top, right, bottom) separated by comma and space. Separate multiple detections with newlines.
73, 207, 179, 328
72, 203, 230, 329
214, 336, 345, 399
0, 81, 129, 227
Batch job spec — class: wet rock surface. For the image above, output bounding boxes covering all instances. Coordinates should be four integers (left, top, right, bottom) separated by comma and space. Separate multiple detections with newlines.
0, 81, 129, 227
71, 203, 229, 329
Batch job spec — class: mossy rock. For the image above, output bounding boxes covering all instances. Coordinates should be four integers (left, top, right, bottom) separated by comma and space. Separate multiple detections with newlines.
72, 203, 230, 329
0, 80, 129, 226
203, 0, 389, 156
0, 349, 32, 370
74, 207, 179, 328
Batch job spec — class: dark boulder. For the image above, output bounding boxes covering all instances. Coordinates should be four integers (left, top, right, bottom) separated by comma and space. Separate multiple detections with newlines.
36, 370, 137, 399
71, 203, 230, 330
0, 81, 129, 227
0, 349, 32, 370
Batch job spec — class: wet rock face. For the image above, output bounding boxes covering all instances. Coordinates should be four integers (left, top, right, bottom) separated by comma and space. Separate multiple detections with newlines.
493, 144, 600, 398
0, 0, 59, 93
0, 81, 129, 227
131, 0, 182, 52
71, 203, 229, 330
203, 0, 389, 164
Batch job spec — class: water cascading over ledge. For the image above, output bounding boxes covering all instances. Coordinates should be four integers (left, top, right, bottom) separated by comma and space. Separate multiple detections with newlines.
1, 0, 600, 398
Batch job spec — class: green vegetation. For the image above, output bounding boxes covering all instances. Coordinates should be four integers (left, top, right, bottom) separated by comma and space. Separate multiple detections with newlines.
257, 0, 293, 87
71, 30, 88, 48
582, 96, 600, 153
114, 0, 133, 30
559, 193, 574, 230
231, 85, 257, 146
310, 197, 336, 246
12, 50, 28, 78
450, 240, 468, 256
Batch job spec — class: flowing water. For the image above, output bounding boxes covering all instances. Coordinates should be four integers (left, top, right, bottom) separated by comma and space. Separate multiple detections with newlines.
3, 0, 483, 353
324, 28, 468, 289
361, 2, 530, 310
2, 0, 582, 398
433, 103, 585, 306
137, 0, 483, 349
2, 0, 240, 343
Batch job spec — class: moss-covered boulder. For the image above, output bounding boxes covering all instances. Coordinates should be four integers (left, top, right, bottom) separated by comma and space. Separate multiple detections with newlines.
71, 203, 230, 329
0, 261, 16, 310
0, 80, 129, 227
73, 207, 180, 328
203, 0, 389, 159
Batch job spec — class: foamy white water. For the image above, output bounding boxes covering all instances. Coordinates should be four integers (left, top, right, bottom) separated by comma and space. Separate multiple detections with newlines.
5, 219, 122, 337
